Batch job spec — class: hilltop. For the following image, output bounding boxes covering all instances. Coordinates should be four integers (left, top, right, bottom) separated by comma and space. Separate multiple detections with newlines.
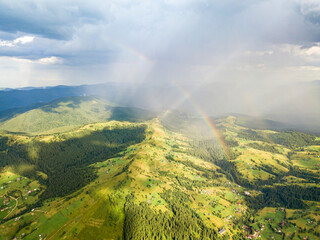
0, 96, 155, 134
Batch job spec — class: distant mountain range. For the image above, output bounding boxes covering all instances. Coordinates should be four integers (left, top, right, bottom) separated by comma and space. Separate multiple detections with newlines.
1, 81, 319, 133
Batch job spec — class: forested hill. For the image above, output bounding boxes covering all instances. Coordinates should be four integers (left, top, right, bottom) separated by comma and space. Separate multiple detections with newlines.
0, 116, 320, 239
0, 96, 155, 134
0, 85, 88, 112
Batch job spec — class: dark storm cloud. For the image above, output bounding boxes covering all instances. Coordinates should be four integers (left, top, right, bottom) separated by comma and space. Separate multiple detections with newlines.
0, 0, 103, 40
0, 1, 319, 61
299, 0, 320, 25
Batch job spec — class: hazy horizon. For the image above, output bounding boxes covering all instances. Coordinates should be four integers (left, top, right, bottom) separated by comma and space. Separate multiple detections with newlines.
0, 0, 320, 131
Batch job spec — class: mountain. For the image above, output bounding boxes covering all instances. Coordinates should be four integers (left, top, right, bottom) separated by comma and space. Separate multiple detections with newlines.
0, 114, 319, 239
231, 113, 295, 131
0, 96, 155, 134
0, 85, 88, 112
0, 82, 187, 114
1, 81, 320, 134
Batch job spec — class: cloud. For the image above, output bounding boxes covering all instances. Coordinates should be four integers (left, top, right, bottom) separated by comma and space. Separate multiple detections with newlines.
0, 40, 14, 47
0, 0, 103, 40
0, 35, 34, 47
277, 43, 320, 65
299, 0, 320, 24
0, 55, 63, 65
301, 45, 320, 56
13, 36, 34, 45
37, 56, 63, 64
0, 0, 320, 88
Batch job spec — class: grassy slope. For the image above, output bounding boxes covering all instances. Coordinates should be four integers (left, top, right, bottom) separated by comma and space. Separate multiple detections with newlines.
0, 119, 242, 239
218, 116, 319, 183
0, 96, 155, 135
0, 116, 319, 239
218, 116, 320, 239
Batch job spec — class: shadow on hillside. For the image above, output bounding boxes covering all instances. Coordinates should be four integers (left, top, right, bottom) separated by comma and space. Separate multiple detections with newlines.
40, 96, 87, 113
0, 102, 47, 122
109, 107, 156, 122
0, 125, 147, 199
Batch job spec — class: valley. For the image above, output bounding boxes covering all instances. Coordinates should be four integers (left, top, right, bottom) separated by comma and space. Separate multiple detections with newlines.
0, 109, 319, 239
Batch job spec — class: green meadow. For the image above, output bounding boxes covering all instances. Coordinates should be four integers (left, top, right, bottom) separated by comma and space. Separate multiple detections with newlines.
0, 113, 319, 239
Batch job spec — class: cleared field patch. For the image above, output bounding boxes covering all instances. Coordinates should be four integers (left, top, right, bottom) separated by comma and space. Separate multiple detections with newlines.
305, 145, 320, 152
86, 218, 104, 228
26, 211, 69, 239
291, 152, 320, 170
233, 145, 291, 182
0, 169, 42, 221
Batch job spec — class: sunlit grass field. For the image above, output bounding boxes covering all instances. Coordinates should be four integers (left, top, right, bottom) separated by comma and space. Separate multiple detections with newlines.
0, 116, 319, 239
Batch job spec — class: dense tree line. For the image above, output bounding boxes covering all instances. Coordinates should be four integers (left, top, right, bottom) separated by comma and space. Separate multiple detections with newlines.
288, 167, 320, 183
0, 126, 146, 199
0, 136, 9, 151
270, 131, 319, 148
123, 190, 217, 240
236, 129, 266, 142
245, 185, 320, 209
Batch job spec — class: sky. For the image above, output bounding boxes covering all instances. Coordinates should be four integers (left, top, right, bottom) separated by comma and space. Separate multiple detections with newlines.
0, 0, 320, 88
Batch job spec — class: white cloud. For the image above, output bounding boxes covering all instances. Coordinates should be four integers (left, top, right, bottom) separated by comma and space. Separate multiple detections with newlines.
303, 45, 320, 56
299, 0, 320, 13
279, 43, 320, 57
37, 56, 63, 64
13, 36, 34, 45
0, 35, 34, 48
0, 40, 14, 47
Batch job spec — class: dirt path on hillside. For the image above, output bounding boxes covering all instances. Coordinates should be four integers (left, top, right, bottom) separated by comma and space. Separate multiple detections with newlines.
4, 195, 18, 219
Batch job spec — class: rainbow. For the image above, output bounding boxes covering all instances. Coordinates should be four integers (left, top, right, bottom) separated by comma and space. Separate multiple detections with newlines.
173, 83, 230, 159
109, 38, 154, 65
